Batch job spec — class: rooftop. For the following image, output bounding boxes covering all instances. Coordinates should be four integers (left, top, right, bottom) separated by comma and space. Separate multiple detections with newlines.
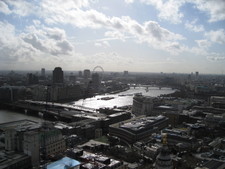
0, 151, 30, 168
203, 160, 225, 169
120, 115, 167, 132
0, 119, 40, 132
47, 157, 80, 169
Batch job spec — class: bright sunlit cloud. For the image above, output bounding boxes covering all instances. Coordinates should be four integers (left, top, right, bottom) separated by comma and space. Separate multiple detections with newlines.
0, 0, 224, 74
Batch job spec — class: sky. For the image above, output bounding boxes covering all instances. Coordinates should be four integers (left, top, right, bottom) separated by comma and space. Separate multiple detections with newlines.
0, 0, 225, 74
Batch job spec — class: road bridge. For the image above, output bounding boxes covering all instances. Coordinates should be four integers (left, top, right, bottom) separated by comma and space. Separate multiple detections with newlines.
4, 100, 98, 122
129, 84, 172, 90
23, 100, 97, 113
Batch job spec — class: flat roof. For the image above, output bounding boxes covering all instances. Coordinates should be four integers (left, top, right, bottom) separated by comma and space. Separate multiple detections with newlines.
0, 151, 30, 168
54, 123, 73, 129
47, 157, 80, 169
108, 112, 128, 118
0, 119, 40, 132
120, 115, 166, 131
203, 160, 225, 169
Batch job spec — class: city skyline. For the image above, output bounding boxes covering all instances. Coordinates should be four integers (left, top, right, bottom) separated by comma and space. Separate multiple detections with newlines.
0, 0, 225, 74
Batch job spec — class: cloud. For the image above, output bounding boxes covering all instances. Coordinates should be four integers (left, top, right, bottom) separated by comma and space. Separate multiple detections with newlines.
85, 52, 132, 70
0, 21, 37, 66
125, 0, 134, 3
45, 0, 90, 9
141, 0, 185, 24
3, 0, 37, 17
195, 39, 211, 48
126, 0, 225, 23
104, 31, 127, 41
0, 21, 74, 69
39, 1, 185, 54
144, 21, 184, 41
94, 41, 110, 47
205, 29, 225, 44
45, 27, 66, 40
185, 20, 205, 32
0, 1, 11, 15
193, 0, 225, 22
21, 26, 73, 55
207, 53, 225, 61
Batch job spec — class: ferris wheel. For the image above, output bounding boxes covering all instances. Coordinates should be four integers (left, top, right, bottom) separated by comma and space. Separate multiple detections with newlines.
92, 66, 104, 80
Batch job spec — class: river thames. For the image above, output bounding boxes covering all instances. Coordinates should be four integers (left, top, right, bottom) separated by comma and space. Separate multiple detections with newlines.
0, 86, 176, 123
72, 86, 176, 109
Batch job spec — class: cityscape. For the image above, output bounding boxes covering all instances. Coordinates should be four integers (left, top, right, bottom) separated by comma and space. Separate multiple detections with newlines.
1, 68, 225, 169
1, 0, 225, 169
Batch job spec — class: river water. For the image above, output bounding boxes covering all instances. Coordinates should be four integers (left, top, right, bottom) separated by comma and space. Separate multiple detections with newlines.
0, 86, 175, 124
72, 86, 176, 109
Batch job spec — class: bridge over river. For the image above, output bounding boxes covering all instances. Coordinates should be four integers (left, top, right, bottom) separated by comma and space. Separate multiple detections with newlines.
4, 100, 98, 122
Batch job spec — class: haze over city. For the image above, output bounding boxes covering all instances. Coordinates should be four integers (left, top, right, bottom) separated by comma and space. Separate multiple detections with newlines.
0, 0, 225, 74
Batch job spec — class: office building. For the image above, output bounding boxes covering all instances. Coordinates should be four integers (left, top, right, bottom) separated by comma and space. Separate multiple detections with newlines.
40, 124, 66, 159
27, 73, 38, 85
78, 71, 82, 77
69, 73, 76, 83
132, 94, 155, 116
195, 71, 199, 79
1, 120, 66, 168
23, 131, 40, 167
109, 115, 168, 144
83, 69, 91, 79
50, 84, 82, 101
205, 114, 225, 128
210, 96, 225, 108
92, 73, 101, 90
124, 71, 128, 76
3, 120, 41, 152
53, 67, 64, 84
41, 68, 45, 77
0, 151, 32, 169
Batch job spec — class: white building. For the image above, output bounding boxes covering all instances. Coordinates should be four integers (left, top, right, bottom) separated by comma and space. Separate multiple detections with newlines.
132, 94, 154, 116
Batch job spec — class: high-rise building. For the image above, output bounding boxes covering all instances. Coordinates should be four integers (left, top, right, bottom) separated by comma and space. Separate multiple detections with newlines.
195, 71, 199, 80
41, 68, 45, 77
27, 73, 39, 85
92, 73, 100, 87
78, 71, 82, 77
53, 67, 64, 84
83, 69, 91, 79
196, 71, 199, 77
124, 70, 128, 76
69, 73, 76, 83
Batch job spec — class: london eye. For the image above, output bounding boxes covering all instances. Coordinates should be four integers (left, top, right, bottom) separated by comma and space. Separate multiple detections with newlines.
92, 66, 104, 81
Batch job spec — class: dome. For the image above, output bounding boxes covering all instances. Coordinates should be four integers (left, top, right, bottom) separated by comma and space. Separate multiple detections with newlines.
155, 146, 173, 169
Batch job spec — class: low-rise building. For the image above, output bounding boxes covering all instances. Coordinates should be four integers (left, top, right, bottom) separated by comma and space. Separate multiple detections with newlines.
47, 156, 80, 169
79, 151, 127, 169
0, 151, 31, 169
205, 114, 225, 128
0, 120, 66, 167
109, 115, 168, 144
210, 96, 225, 109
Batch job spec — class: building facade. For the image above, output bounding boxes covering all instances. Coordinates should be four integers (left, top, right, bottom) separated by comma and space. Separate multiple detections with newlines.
83, 69, 91, 79
132, 94, 154, 116
109, 115, 168, 144
53, 67, 64, 84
